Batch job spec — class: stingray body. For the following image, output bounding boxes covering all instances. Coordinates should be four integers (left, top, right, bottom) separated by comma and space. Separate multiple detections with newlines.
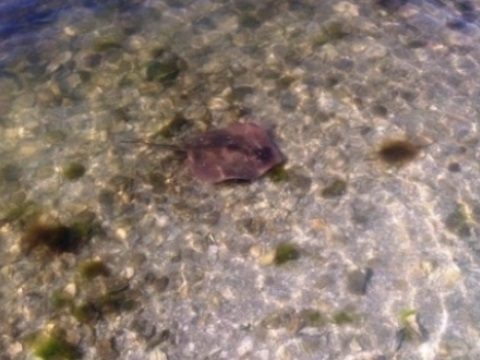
185, 122, 283, 183
130, 122, 283, 183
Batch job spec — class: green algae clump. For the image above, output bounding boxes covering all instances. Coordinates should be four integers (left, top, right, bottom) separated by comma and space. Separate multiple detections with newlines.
20, 212, 98, 257
313, 21, 349, 47
62, 162, 86, 181
321, 178, 347, 198
21, 222, 83, 255
267, 164, 289, 183
333, 310, 357, 325
27, 329, 81, 360
50, 290, 74, 310
78, 259, 110, 281
274, 243, 300, 265
72, 302, 99, 324
146, 59, 182, 85
397, 308, 427, 345
1, 163, 21, 183
299, 309, 327, 328
1, 200, 41, 226
93, 40, 122, 52
445, 204, 472, 238
399, 308, 417, 324
156, 115, 192, 139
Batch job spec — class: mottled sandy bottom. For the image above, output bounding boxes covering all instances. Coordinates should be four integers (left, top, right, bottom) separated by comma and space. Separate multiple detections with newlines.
1, 0, 480, 359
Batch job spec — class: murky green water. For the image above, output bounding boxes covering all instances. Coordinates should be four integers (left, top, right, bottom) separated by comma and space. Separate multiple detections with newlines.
2, 0, 480, 359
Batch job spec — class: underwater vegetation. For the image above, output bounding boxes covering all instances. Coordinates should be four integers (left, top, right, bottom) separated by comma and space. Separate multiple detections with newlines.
267, 164, 289, 183
25, 327, 82, 360
377, 139, 420, 165
21, 222, 83, 255
445, 203, 472, 237
48, 259, 137, 325
0, 163, 21, 183
78, 259, 111, 280
20, 212, 98, 256
332, 310, 358, 325
257, 242, 301, 266
260, 306, 358, 333
71, 289, 137, 324
62, 162, 86, 181
313, 21, 350, 47
321, 178, 347, 198
155, 114, 193, 139
146, 49, 186, 86
396, 309, 428, 351
447, 162, 461, 172
274, 243, 300, 265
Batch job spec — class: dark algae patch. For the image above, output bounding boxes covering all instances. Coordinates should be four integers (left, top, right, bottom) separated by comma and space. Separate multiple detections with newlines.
57, 277, 137, 324
20, 212, 98, 256
260, 307, 353, 333
78, 259, 111, 280
21, 222, 84, 255
371, 104, 388, 117
321, 178, 347, 198
274, 243, 300, 265
236, 216, 265, 236
62, 162, 86, 181
72, 276, 137, 323
377, 139, 420, 165
72, 302, 100, 324
72, 283, 138, 324
267, 164, 289, 182
448, 162, 461, 172
145, 50, 186, 86
333, 310, 357, 325
298, 309, 328, 328
1, 163, 21, 183
445, 203, 472, 237
26, 328, 82, 360
1, 200, 41, 226
92, 288, 137, 314
146, 60, 181, 84
50, 290, 74, 310
313, 21, 350, 47
155, 114, 193, 139
93, 40, 123, 52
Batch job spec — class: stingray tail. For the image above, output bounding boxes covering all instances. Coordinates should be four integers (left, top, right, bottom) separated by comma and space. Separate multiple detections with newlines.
121, 140, 184, 152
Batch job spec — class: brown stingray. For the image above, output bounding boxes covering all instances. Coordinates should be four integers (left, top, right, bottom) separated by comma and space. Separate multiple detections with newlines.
127, 122, 284, 183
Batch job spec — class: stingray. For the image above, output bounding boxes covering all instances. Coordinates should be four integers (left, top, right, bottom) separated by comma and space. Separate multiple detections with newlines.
126, 122, 284, 183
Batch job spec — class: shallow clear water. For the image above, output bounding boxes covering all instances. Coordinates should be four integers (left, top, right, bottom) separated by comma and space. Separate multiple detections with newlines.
2, 0, 480, 359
